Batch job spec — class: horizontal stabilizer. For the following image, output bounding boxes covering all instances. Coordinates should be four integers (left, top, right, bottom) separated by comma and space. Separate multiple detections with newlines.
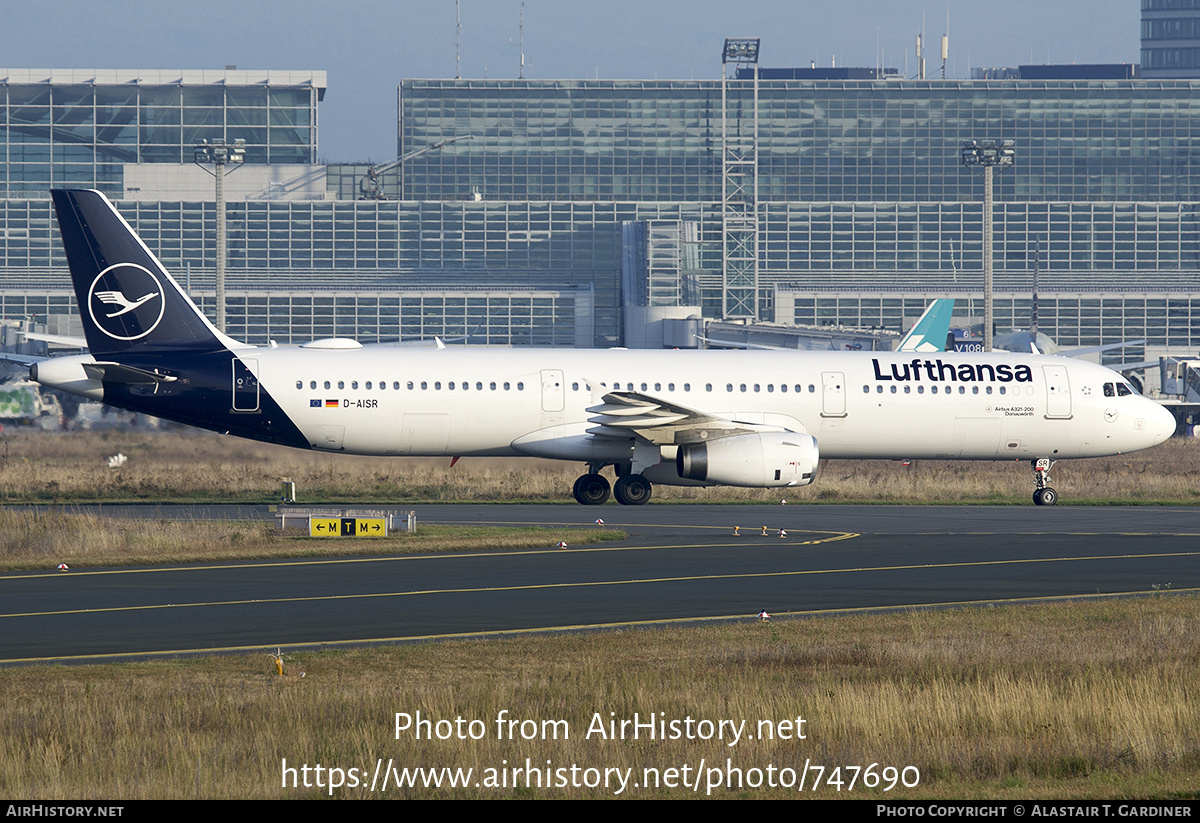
82, 362, 178, 385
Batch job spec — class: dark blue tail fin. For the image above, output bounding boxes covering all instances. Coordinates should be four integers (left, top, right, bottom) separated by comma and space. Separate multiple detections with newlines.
51, 189, 236, 358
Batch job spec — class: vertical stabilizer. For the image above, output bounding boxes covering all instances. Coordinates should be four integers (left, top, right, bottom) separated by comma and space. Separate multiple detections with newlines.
51, 189, 241, 358
897, 299, 955, 352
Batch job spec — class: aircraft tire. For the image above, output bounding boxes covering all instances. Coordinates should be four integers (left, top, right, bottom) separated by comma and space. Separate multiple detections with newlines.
573, 473, 611, 505
614, 474, 652, 506
1034, 487, 1058, 507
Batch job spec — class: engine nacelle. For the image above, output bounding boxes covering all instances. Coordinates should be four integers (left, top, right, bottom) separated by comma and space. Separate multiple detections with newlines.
29, 355, 103, 401
676, 432, 819, 487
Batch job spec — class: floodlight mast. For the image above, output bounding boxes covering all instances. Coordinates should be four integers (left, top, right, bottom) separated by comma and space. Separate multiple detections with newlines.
721, 38, 761, 320
961, 139, 1015, 352
194, 138, 247, 333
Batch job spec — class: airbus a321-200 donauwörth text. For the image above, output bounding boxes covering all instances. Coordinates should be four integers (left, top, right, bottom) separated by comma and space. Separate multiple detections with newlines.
29, 190, 1176, 506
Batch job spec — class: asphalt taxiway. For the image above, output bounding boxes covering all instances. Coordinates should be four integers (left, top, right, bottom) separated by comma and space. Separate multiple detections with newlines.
2, 504, 1198, 663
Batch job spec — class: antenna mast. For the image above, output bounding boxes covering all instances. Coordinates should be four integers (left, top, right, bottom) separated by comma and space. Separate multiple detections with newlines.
941, 10, 950, 79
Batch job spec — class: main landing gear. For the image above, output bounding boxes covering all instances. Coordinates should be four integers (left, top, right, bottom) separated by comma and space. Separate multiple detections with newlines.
572, 472, 611, 505
613, 473, 652, 506
1032, 458, 1058, 506
571, 466, 653, 505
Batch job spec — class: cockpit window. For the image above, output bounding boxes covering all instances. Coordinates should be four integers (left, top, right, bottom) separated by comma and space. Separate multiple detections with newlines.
1103, 383, 1115, 397
1116, 383, 1133, 397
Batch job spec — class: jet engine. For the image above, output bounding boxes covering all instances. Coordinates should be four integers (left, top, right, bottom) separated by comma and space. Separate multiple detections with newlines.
675, 432, 819, 487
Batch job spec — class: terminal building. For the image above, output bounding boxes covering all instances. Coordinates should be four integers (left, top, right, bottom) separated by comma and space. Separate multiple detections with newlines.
2, 60, 1200, 378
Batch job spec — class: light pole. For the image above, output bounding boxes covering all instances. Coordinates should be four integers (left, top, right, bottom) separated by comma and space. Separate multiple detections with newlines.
961, 139, 1015, 352
194, 138, 246, 332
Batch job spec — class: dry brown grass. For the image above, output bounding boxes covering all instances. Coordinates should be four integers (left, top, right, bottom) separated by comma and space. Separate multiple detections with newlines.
1, 427, 1198, 504
0, 509, 623, 570
1, 597, 1198, 799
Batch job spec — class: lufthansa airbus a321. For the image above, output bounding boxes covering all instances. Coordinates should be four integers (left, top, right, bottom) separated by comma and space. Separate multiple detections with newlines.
31, 189, 1176, 506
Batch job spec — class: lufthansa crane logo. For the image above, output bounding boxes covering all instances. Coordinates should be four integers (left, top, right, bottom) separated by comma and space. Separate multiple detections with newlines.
87, 264, 166, 341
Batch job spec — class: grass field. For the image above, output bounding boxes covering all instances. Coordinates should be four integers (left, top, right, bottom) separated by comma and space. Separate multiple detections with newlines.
0, 512, 625, 570
2, 427, 1197, 800
1, 597, 1197, 799
1, 427, 1197, 505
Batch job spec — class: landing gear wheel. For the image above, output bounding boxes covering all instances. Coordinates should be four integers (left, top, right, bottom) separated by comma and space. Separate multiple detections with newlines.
1031, 458, 1058, 506
613, 473, 652, 506
1033, 487, 1058, 506
572, 473, 611, 505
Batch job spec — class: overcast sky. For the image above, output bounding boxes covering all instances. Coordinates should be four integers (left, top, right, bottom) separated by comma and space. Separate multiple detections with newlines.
0, 0, 1140, 163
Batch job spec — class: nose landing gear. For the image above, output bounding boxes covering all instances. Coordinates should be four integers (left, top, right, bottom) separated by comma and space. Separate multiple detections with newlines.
1032, 458, 1058, 506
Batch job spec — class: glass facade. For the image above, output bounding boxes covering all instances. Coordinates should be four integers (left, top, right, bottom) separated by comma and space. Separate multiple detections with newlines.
1142, 0, 1200, 77
0, 197, 705, 347
0, 287, 590, 348
785, 291, 1198, 358
399, 78, 1200, 203
4, 71, 1200, 354
0, 70, 324, 197
4, 194, 1199, 349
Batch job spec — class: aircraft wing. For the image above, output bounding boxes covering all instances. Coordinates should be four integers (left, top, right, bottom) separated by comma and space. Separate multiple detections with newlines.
0, 351, 46, 366
586, 390, 794, 446
21, 331, 89, 348
1057, 339, 1146, 358
694, 335, 787, 351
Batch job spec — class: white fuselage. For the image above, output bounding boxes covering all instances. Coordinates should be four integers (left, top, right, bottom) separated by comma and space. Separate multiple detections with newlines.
242, 346, 1174, 469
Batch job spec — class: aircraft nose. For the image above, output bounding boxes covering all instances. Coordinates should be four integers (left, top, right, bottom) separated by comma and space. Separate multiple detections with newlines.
1148, 401, 1177, 445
